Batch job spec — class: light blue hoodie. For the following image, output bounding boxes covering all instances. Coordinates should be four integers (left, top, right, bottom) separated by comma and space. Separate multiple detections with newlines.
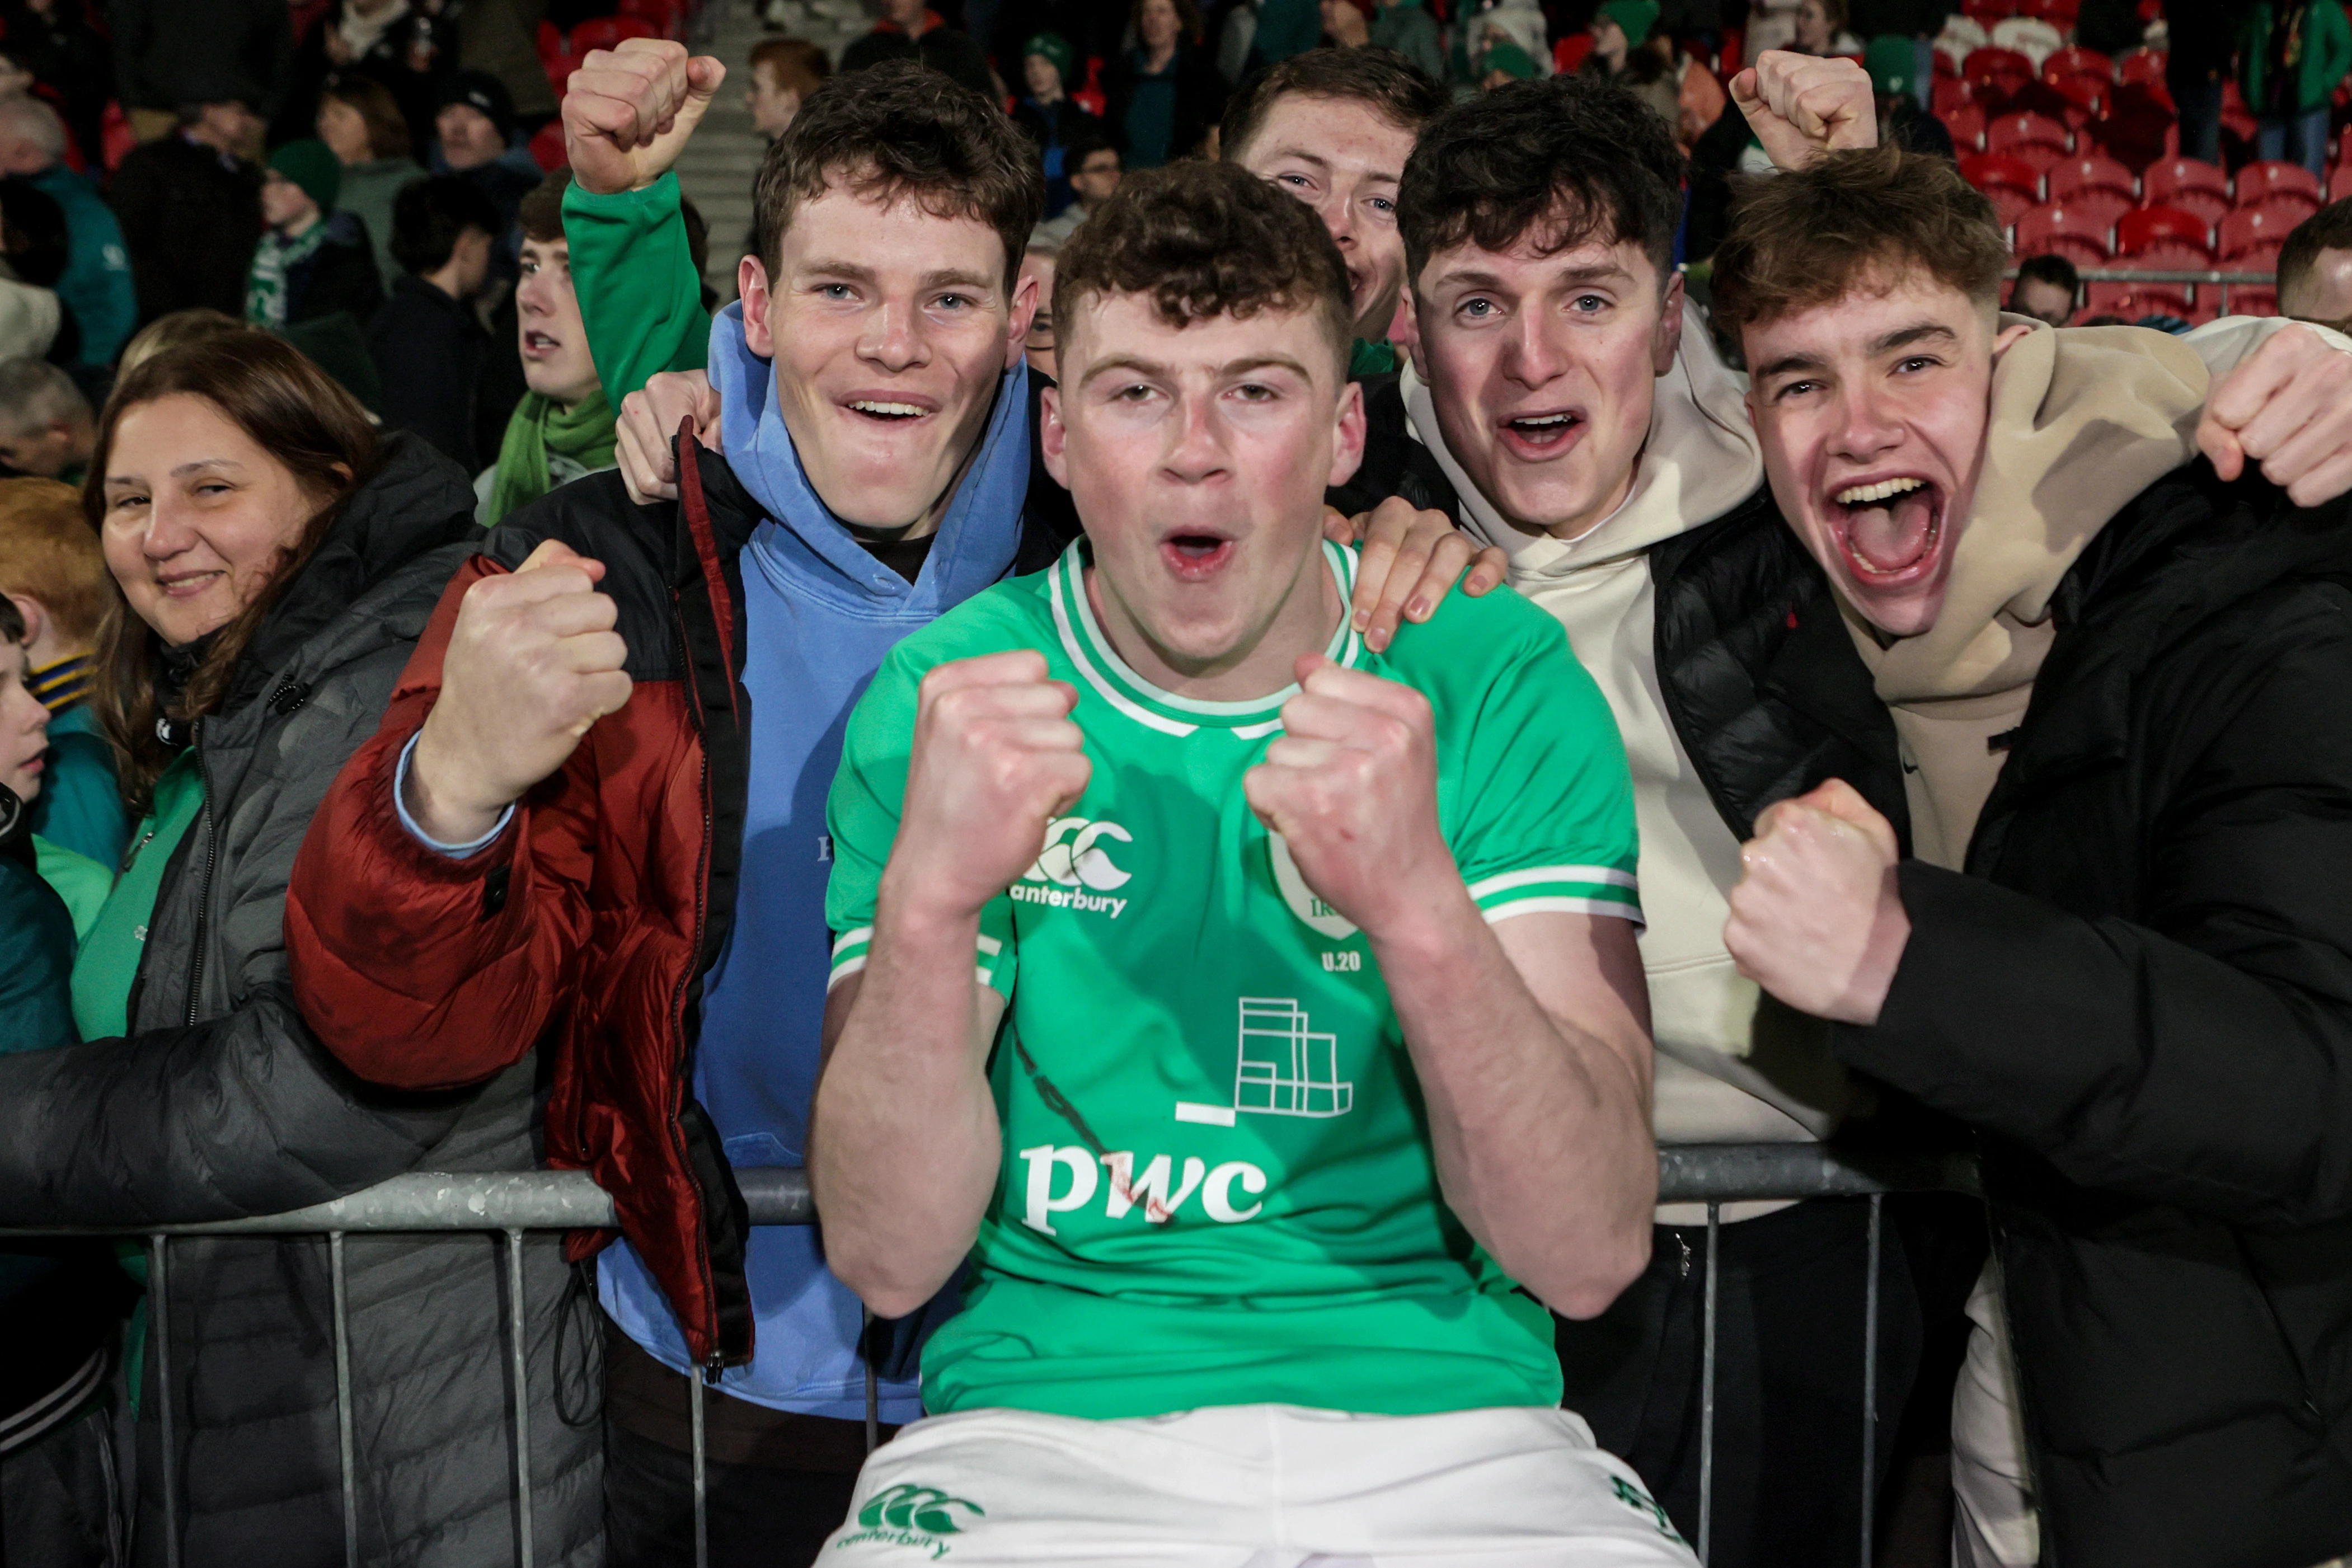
600, 303, 1039, 1419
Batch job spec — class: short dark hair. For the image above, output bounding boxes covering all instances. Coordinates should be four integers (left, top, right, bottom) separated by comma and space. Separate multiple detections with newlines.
1067, 127, 1120, 170
1711, 145, 2007, 332
0, 590, 23, 646
2278, 198, 2352, 319
389, 174, 502, 276
322, 72, 412, 161
1220, 46, 1447, 165
519, 168, 572, 246
1397, 74, 1684, 289
2012, 252, 2079, 301
1054, 160, 1353, 372
751, 60, 1043, 291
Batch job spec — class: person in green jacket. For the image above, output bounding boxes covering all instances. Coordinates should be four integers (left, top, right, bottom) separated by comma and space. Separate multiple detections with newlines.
0, 476, 128, 871
2240, 0, 2352, 179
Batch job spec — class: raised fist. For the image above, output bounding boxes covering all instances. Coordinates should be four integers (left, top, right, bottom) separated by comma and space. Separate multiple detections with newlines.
884, 650, 1093, 922
406, 538, 632, 843
1243, 655, 1454, 938
1732, 50, 1877, 170
1722, 778, 1907, 1025
618, 370, 723, 505
563, 37, 726, 196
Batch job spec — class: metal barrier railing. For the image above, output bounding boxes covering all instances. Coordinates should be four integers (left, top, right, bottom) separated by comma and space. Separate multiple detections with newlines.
11, 1144, 1979, 1568
2003, 265, 2279, 314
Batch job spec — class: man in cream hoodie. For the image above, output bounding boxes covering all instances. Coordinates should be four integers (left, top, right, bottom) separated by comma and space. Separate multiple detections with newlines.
1716, 145, 2352, 1568
1385, 59, 2352, 1560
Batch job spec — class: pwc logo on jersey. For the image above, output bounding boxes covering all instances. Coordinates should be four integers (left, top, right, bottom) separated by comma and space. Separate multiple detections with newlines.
1013, 816, 1132, 918
1018, 1144, 1270, 1232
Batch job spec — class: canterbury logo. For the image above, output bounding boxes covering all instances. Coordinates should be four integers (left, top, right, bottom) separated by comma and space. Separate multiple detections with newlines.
1024, 816, 1132, 891
856, 1482, 985, 1536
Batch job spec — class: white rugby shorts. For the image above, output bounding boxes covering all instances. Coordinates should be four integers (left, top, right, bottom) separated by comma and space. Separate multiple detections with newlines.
819, 1401, 1700, 1566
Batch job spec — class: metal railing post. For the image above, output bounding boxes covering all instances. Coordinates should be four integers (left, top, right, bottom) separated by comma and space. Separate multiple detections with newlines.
689, 1367, 708, 1568
503, 1229, 536, 1568
149, 1233, 181, 1568
331, 1232, 360, 1568
1861, 1194, 1882, 1568
1698, 1201, 1720, 1565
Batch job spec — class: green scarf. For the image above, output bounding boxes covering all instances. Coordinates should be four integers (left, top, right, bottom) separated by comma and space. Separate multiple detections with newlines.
484, 389, 619, 525
245, 221, 330, 330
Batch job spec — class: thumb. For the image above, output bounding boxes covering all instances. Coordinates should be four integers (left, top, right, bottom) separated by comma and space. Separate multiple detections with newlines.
2198, 409, 2246, 481
518, 537, 606, 582
1804, 777, 1898, 852
1730, 66, 1761, 108
685, 55, 727, 104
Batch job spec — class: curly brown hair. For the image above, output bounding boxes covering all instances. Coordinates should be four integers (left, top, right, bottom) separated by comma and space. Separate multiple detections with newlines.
751, 60, 1043, 292
1710, 145, 2008, 334
1052, 160, 1353, 372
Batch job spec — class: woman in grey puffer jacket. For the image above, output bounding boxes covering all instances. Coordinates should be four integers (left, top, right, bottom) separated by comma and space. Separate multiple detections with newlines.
0, 334, 601, 1567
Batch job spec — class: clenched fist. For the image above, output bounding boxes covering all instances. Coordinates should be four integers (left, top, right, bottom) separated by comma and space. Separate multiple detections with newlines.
564, 37, 726, 196
1722, 779, 1908, 1025
618, 369, 722, 505
1732, 50, 1877, 170
1243, 655, 1456, 938
406, 538, 633, 843
884, 650, 1092, 923
2198, 322, 2352, 506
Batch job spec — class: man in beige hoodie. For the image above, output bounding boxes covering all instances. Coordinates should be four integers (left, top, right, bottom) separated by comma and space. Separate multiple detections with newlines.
1716, 144, 2352, 1568
1387, 58, 2352, 1562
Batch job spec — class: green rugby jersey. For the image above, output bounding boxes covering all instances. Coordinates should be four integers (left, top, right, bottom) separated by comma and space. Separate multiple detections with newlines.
825, 538, 1640, 1421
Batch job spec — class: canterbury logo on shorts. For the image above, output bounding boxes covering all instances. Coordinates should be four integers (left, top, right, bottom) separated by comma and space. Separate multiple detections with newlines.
835, 1482, 987, 1558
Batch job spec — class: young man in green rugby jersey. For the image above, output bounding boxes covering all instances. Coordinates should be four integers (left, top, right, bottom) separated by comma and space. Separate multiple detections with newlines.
809, 160, 1694, 1564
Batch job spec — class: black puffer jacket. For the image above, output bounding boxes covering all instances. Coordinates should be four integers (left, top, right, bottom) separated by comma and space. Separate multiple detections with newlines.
1660, 464, 2352, 1568
0, 436, 602, 1568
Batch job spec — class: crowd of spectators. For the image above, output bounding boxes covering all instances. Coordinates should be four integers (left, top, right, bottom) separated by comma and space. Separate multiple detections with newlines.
0, 4, 2349, 1568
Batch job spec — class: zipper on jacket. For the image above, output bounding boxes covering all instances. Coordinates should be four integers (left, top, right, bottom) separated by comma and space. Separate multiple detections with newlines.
668, 607, 723, 1362
182, 720, 219, 1028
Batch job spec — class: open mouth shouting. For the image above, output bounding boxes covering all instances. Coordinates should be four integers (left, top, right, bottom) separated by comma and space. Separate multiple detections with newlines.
1827, 473, 1946, 587
522, 328, 562, 359
1496, 406, 1585, 460
1159, 528, 1236, 581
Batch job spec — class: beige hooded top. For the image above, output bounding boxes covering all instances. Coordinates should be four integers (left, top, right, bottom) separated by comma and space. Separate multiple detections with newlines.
1401, 307, 2325, 1223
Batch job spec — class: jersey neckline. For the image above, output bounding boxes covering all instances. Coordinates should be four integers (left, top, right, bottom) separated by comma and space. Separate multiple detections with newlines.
1045, 537, 1368, 737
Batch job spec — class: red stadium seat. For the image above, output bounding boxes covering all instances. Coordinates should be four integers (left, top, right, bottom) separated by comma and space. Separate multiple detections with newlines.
2234, 159, 2323, 209
2040, 185, 2132, 237
1985, 185, 2038, 235
538, 19, 568, 61
1555, 34, 1593, 73
2142, 157, 2231, 224
2042, 46, 2113, 82
1933, 76, 1973, 118
2050, 74, 2107, 128
2012, 206, 2110, 264
2220, 78, 2259, 143
570, 16, 658, 52
1962, 150, 2045, 196
2085, 281, 2195, 318
1947, 101, 1988, 151
1986, 110, 2071, 157
1965, 46, 2035, 98
2222, 285, 2278, 317
617, 0, 685, 35
2116, 206, 2213, 255
2332, 163, 2352, 203
2046, 151, 2136, 201
2023, 0, 2078, 24
529, 119, 567, 171
2215, 205, 2301, 261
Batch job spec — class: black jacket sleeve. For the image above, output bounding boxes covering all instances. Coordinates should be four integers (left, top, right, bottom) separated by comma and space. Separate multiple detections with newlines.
0, 993, 473, 1226
1835, 586, 2352, 1231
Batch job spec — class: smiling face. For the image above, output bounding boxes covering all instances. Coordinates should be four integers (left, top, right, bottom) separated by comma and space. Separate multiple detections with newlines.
1231, 94, 1415, 345
1414, 220, 1681, 540
1042, 291, 1362, 696
1743, 270, 2024, 637
517, 235, 602, 405
100, 394, 329, 648
0, 638, 47, 804
740, 179, 1033, 535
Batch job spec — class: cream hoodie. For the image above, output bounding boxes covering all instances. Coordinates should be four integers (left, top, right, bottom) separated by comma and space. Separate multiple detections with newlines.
1401, 307, 2330, 1223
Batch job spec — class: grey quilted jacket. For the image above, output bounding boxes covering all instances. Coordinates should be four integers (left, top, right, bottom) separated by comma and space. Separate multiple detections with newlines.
0, 436, 602, 1567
